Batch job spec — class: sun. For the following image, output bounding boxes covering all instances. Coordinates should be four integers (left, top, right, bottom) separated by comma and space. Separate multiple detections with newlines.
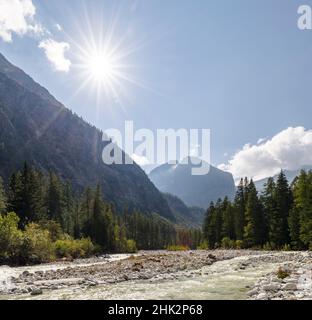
86, 52, 116, 85
74, 45, 128, 102
69, 9, 150, 106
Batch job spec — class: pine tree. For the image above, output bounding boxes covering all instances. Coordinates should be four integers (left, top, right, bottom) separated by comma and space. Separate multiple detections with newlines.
20, 162, 34, 224
261, 177, 276, 246
7, 172, 22, 214
8, 163, 42, 226
288, 207, 302, 249
73, 199, 81, 238
30, 169, 46, 219
214, 199, 224, 246
46, 172, 64, 223
222, 198, 235, 240
62, 182, 74, 235
234, 178, 246, 240
0, 176, 6, 214
274, 171, 292, 246
203, 200, 223, 248
83, 184, 117, 252
80, 187, 93, 224
244, 180, 264, 247
292, 170, 312, 248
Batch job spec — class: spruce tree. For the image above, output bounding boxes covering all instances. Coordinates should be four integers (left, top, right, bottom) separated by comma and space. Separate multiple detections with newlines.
8, 163, 42, 226
214, 199, 223, 246
0, 176, 6, 214
292, 170, 312, 248
275, 171, 292, 246
7, 172, 22, 214
46, 172, 64, 223
62, 182, 74, 235
244, 180, 264, 247
222, 197, 235, 240
203, 202, 217, 248
234, 178, 246, 240
261, 177, 276, 246
288, 207, 302, 249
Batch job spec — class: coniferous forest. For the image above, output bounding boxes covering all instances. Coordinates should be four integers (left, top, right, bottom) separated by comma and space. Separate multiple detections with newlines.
2, 163, 312, 266
0, 163, 202, 265
202, 170, 312, 251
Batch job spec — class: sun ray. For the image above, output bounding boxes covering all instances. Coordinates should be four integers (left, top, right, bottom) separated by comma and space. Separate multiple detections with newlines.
60, 1, 163, 113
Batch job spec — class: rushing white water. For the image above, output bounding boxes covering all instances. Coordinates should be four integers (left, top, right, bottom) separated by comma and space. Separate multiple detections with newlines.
0, 266, 16, 293
1, 255, 282, 300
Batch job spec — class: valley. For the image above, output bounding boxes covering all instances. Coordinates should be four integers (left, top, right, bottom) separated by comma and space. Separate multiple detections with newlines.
1, 5, 312, 304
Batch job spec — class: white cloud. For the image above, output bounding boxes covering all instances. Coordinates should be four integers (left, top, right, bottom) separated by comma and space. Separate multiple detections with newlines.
38, 39, 71, 72
0, 0, 43, 42
218, 127, 312, 182
257, 138, 266, 145
131, 153, 150, 166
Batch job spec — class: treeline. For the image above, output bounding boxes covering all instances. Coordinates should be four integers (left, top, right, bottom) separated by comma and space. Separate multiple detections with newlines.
0, 163, 201, 264
122, 212, 200, 250
203, 170, 312, 250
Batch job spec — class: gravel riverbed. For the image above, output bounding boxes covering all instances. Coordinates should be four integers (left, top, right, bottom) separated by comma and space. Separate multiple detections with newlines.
0, 250, 311, 300
246, 252, 312, 300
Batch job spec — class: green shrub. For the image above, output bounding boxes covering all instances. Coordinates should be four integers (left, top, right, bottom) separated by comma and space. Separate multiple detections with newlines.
78, 238, 95, 256
281, 244, 292, 251
221, 237, 235, 249
38, 220, 64, 242
262, 242, 273, 251
0, 212, 24, 259
114, 233, 138, 253
125, 239, 137, 253
277, 267, 291, 279
23, 223, 55, 263
197, 241, 209, 250
54, 238, 94, 259
234, 240, 244, 249
166, 245, 190, 251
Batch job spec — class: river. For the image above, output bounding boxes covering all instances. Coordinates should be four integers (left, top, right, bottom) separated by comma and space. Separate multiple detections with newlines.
0, 254, 282, 300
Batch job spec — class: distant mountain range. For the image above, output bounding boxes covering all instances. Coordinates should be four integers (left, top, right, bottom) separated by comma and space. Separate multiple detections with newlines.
0, 52, 175, 221
149, 158, 236, 209
254, 165, 312, 192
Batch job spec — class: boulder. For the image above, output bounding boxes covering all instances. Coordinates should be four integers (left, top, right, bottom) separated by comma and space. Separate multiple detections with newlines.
256, 292, 268, 300
30, 288, 43, 296
283, 283, 297, 291
247, 288, 259, 297
263, 284, 280, 292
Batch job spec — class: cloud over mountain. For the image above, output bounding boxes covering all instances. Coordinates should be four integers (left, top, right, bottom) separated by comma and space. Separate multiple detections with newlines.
39, 39, 71, 72
219, 127, 312, 182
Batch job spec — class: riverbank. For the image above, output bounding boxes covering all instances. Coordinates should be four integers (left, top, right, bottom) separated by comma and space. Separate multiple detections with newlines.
0, 250, 311, 300
247, 252, 312, 300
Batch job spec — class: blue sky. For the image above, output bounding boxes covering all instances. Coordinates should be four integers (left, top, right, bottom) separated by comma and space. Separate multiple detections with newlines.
1, 0, 312, 179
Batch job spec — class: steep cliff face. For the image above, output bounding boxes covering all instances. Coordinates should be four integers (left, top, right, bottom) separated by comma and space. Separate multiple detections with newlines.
0, 53, 174, 221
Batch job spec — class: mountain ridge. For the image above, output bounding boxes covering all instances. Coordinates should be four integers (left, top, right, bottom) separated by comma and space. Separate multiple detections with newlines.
149, 158, 236, 209
0, 52, 174, 221
254, 165, 312, 192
